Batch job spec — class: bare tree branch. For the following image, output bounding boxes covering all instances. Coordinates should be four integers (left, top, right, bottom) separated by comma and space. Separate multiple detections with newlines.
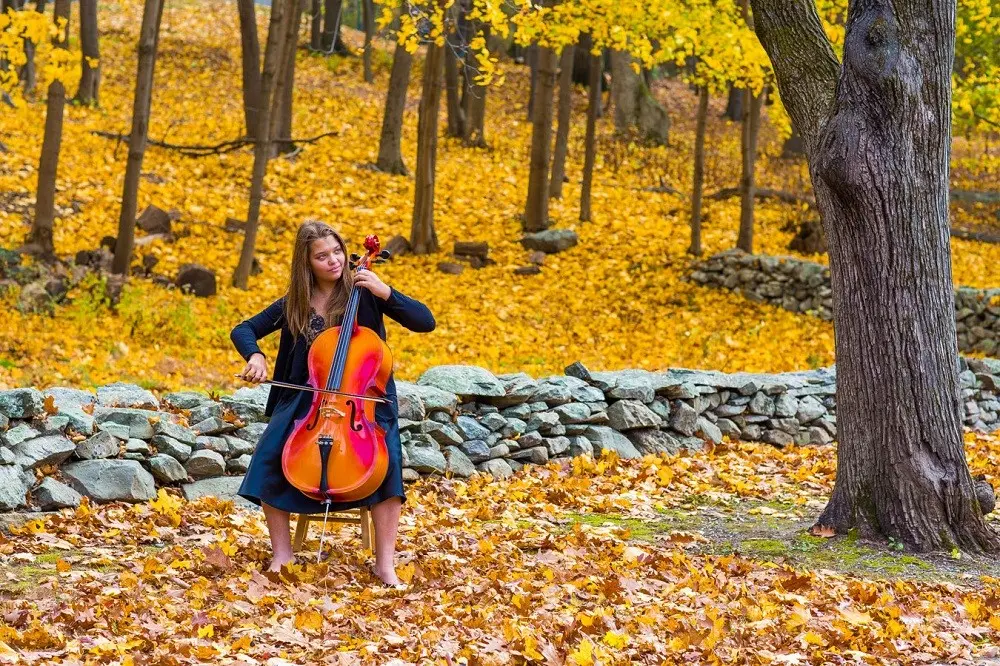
91, 129, 340, 157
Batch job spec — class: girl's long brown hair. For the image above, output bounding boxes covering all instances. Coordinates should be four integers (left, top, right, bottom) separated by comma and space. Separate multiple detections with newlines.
285, 221, 354, 341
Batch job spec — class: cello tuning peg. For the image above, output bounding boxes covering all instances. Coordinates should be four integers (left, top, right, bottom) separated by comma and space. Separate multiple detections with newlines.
350, 253, 361, 261
379, 250, 391, 260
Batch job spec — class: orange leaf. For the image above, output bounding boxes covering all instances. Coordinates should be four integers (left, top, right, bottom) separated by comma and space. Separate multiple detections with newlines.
42, 395, 58, 415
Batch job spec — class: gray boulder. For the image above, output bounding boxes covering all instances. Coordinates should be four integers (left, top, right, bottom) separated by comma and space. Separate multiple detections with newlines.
234, 422, 267, 444
669, 401, 698, 436
544, 436, 571, 457
0, 465, 32, 509
96, 382, 159, 409
476, 458, 514, 479
583, 426, 642, 459
181, 476, 256, 510
32, 477, 83, 510
607, 400, 662, 431
2, 423, 40, 447
43, 387, 96, 411
626, 429, 682, 456
520, 229, 578, 254
444, 447, 476, 478
511, 446, 549, 465
0, 388, 44, 419
149, 454, 188, 483
796, 396, 827, 423
552, 402, 591, 424
189, 402, 223, 423
152, 435, 192, 462
14, 435, 77, 469
162, 391, 211, 410
93, 407, 159, 439
489, 373, 539, 407
567, 435, 594, 457
194, 435, 229, 456
426, 422, 464, 447
75, 431, 120, 460
405, 443, 447, 474
695, 417, 723, 445
398, 381, 458, 413
459, 439, 491, 463
192, 417, 237, 436
418, 365, 505, 399
455, 415, 490, 441
0, 447, 14, 465
184, 450, 226, 479
61, 459, 156, 503
395, 383, 427, 421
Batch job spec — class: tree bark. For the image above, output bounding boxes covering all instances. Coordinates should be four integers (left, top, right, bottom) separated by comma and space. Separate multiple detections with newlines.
751, 0, 1000, 552
16, 0, 37, 95
736, 89, 763, 252
410, 39, 444, 254
523, 41, 557, 232
444, 33, 464, 137
462, 24, 488, 147
689, 86, 709, 256
724, 85, 742, 121
111, 0, 165, 275
234, 0, 290, 289
610, 50, 636, 135
25, 0, 70, 259
321, 0, 346, 54
526, 43, 537, 120
549, 44, 573, 199
237, 0, 261, 139
362, 0, 374, 83
272, 0, 303, 155
74, 0, 99, 105
376, 41, 412, 175
310, 0, 322, 50
580, 50, 599, 223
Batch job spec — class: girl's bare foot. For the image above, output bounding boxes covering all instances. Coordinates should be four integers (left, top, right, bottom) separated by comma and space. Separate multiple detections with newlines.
370, 563, 402, 586
267, 556, 294, 572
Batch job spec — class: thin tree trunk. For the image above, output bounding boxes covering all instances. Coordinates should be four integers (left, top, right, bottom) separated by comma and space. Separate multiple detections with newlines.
689, 86, 709, 256
321, 0, 346, 54
111, 0, 165, 275
410, 40, 444, 254
523, 41, 557, 232
736, 89, 763, 252
74, 0, 99, 105
272, 0, 303, 155
362, 0, 374, 82
724, 85, 743, 121
310, 0, 321, 50
234, 0, 290, 289
751, 0, 1000, 552
610, 50, 636, 134
237, 0, 261, 139
580, 50, 599, 223
462, 24, 488, 147
376, 41, 412, 175
526, 43, 537, 120
18, 0, 37, 95
25, 0, 70, 259
444, 34, 464, 137
549, 44, 574, 199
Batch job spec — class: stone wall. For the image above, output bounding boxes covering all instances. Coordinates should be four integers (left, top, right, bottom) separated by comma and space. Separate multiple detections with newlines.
688, 249, 1000, 356
4, 356, 1000, 512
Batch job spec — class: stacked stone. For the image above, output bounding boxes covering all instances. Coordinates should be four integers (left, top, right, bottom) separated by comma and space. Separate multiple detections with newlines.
689, 249, 1000, 357
0, 382, 269, 511
5, 358, 1000, 512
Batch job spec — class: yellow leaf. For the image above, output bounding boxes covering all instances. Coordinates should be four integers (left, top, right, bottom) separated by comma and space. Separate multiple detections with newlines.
603, 631, 628, 649
55, 559, 70, 573
197, 624, 214, 639
569, 638, 594, 666
295, 610, 323, 634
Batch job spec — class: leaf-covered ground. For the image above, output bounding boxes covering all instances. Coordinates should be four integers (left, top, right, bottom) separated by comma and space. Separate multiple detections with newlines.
1, 1, 999, 392
3, 432, 1000, 665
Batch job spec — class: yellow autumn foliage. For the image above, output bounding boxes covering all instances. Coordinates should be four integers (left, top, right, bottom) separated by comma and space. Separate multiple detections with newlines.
0, 0, 996, 395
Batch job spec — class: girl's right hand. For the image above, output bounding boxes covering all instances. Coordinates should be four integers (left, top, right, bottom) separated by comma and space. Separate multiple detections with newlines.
240, 353, 268, 383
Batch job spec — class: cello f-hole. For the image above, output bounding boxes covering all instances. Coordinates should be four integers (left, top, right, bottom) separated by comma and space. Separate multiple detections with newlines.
347, 399, 363, 432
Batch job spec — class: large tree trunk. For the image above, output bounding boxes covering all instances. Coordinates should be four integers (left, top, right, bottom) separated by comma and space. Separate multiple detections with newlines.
549, 44, 573, 199
237, 0, 261, 139
736, 89, 763, 252
234, 0, 290, 289
272, 0, 303, 156
751, 0, 1000, 552
522, 41, 556, 232
579, 49, 599, 223
25, 0, 70, 259
444, 34, 465, 137
361, 0, 373, 83
111, 0, 165, 275
610, 50, 669, 144
724, 85, 742, 121
376, 41, 412, 175
526, 44, 537, 121
689, 86, 709, 256
74, 0, 99, 105
410, 40, 443, 254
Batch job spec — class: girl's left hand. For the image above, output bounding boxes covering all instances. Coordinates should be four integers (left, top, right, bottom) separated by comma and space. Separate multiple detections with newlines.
354, 269, 391, 300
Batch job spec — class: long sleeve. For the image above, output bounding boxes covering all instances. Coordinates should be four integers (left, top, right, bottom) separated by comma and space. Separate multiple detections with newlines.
230, 297, 286, 361
377, 287, 436, 333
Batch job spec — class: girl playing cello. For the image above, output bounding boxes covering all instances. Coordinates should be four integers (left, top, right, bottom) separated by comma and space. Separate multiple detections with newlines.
230, 221, 435, 585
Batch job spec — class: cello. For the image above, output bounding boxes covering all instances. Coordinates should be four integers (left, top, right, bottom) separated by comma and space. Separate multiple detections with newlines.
280, 234, 394, 506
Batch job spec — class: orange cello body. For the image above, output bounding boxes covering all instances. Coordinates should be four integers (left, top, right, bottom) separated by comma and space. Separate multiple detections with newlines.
280, 235, 394, 503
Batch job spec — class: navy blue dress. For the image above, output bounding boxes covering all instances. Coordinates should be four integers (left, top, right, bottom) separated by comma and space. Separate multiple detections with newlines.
229, 286, 435, 514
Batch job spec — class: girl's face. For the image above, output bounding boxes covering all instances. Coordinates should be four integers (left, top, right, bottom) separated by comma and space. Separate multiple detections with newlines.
309, 236, 346, 284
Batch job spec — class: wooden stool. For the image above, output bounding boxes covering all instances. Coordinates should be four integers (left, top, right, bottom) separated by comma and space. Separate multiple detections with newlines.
292, 507, 375, 554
